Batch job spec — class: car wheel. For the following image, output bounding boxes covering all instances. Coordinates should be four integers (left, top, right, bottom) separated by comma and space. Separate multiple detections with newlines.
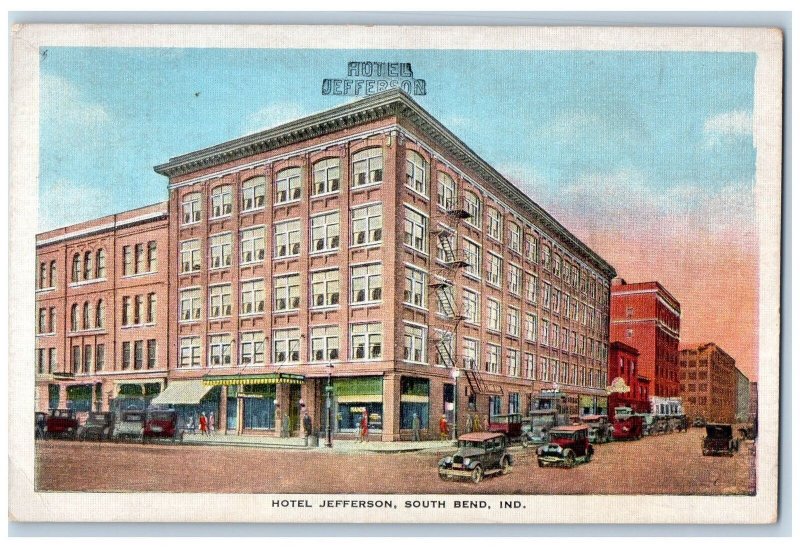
585, 450, 593, 463
537, 458, 544, 468
471, 465, 483, 484
438, 469, 448, 481
563, 450, 576, 468
501, 457, 511, 475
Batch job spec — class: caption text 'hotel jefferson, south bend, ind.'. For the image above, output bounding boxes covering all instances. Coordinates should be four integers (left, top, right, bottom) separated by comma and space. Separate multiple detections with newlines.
34, 89, 616, 441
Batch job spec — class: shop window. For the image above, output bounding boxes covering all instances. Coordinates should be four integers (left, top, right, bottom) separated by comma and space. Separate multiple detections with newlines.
400, 377, 430, 430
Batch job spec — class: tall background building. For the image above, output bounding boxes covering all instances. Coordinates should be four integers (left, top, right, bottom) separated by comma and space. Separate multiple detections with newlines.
36, 90, 617, 440
679, 342, 745, 424
610, 279, 681, 397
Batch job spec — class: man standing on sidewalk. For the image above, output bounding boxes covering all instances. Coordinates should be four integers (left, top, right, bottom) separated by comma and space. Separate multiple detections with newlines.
302, 410, 312, 445
411, 412, 421, 441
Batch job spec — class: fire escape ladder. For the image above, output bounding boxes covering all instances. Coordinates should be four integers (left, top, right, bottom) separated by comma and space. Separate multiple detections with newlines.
462, 358, 489, 395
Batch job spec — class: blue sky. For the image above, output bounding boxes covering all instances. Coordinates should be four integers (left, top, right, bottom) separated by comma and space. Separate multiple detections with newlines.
39, 47, 756, 232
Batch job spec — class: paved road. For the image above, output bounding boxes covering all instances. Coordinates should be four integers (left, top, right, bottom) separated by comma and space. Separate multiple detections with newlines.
35, 428, 754, 495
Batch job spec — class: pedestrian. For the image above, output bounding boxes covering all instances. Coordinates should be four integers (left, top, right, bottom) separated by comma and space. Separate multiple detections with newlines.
472, 413, 481, 433
359, 409, 369, 443
439, 414, 449, 440
464, 412, 473, 434
208, 411, 215, 435
274, 403, 281, 437
482, 414, 489, 432
199, 411, 208, 435
302, 410, 312, 445
411, 412, 421, 442
186, 414, 195, 434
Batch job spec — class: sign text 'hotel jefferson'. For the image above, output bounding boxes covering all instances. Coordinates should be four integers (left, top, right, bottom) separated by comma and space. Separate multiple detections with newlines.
35, 90, 616, 441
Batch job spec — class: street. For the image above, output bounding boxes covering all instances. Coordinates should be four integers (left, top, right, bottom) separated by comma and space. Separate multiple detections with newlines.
35, 427, 755, 495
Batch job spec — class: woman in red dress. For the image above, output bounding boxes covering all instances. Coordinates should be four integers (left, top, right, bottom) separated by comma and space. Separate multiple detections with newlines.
359, 409, 369, 443
199, 412, 208, 435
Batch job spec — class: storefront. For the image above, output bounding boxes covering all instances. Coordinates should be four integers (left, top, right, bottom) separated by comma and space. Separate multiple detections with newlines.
579, 394, 609, 415
66, 384, 93, 412
399, 377, 429, 430
333, 376, 383, 433
150, 379, 218, 429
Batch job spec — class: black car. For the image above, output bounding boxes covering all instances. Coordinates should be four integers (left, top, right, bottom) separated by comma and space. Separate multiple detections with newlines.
78, 412, 115, 441
702, 423, 739, 456
438, 432, 513, 483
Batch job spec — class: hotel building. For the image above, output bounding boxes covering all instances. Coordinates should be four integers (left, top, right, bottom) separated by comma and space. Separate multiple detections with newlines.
37, 90, 616, 441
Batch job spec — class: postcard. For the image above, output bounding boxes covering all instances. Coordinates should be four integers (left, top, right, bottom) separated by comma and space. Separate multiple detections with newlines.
8, 24, 782, 524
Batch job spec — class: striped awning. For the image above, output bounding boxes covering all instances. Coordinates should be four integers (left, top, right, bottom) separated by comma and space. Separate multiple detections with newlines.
202, 373, 305, 387
151, 380, 212, 405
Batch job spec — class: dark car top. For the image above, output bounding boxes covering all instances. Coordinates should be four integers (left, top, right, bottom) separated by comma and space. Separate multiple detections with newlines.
705, 424, 733, 438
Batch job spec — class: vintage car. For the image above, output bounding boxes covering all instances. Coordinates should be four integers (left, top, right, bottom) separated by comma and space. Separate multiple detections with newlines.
112, 410, 145, 442
35, 412, 48, 439
45, 409, 80, 439
488, 413, 529, 447
523, 409, 561, 445
143, 408, 184, 443
612, 414, 644, 441
702, 423, 739, 456
77, 412, 115, 441
693, 417, 706, 428
537, 425, 594, 467
579, 414, 613, 444
438, 432, 513, 483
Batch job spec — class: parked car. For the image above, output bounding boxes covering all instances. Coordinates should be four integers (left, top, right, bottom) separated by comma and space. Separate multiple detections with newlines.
112, 410, 145, 442
488, 413, 529, 447
77, 412, 115, 441
537, 425, 594, 468
738, 423, 757, 441
438, 432, 513, 483
524, 409, 560, 445
702, 423, 739, 457
143, 409, 183, 443
612, 414, 644, 441
45, 409, 79, 439
693, 417, 706, 428
580, 414, 613, 444
35, 412, 48, 439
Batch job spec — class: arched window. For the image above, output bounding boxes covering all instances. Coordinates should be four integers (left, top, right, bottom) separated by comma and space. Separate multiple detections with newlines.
71, 254, 81, 282
182, 192, 201, 225
49, 260, 57, 288
437, 172, 456, 209
463, 191, 482, 229
38, 262, 47, 289
210, 185, 233, 218
83, 251, 93, 280
405, 150, 428, 197
82, 302, 90, 330
96, 300, 105, 328
70, 303, 78, 331
312, 158, 340, 196
275, 168, 301, 204
95, 249, 106, 279
351, 148, 383, 187
241, 176, 266, 211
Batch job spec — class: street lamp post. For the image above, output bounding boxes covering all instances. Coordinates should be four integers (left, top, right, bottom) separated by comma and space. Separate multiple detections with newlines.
452, 368, 461, 441
325, 363, 334, 448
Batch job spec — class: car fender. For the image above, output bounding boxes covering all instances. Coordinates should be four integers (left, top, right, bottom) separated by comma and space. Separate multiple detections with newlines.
465, 460, 480, 470
504, 453, 514, 466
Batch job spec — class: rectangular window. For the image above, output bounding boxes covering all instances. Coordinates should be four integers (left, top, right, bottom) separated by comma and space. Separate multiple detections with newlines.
209, 334, 232, 366
552, 289, 561, 314
352, 148, 383, 187
507, 349, 520, 377
313, 158, 340, 195
147, 241, 158, 272
487, 299, 501, 331
48, 348, 56, 373
525, 274, 538, 303
71, 345, 81, 372
508, 264, 521, 295
487, 208, 503, 241
182, 193, 201, 224
241, 177, 266, 211
526, 236, 539, 263
147, 339, 157, 369
351, 263, 382, 304
95, 344, 104, 372
273, 328, 300, 363
403, 324, 427, 363
403, 267, 427, 308
403, 206, 428, 253
179, 337, 201, 368
541, 319, 550, 346
310, 325, 340, 362
508, 223, 521, 253
133, 340, 144, 370
37, 348, 45, 374
240, 226, 266, 264
462, 289, 480, 324
487, 252, 502, 287
310, 212, 340, 253
241, 279, 266, 315
552, 323, 560, 348
179, 288, 202, 322
463, 238, 482, 278
211, 185, 233, 218
351, 204, 382, 245
134, 243, 146, 274
507, 307, 520, 337
311, 269, 340, 308
209, 284, 232, 318
49, 308, 56, 333
38, 308, 46, 334
350, 323, 382, 360
542, 282, 552, 309
464, 192, 481, 229
463, 338, 479, 370
82, 344, 92, 372
275, 168, 302, 204
209, 233, 232, 269
240, 332, 265, 365
180, 239, 201, 273
486, 344, 500, 374
134, 295, 143, 324
405, 151, 429, 197
437, 172, 455, 209
562, 327, 569, 352
147, 293, 157, 324
122, 246, 133, 276
525, 353, 535, 379
272, 275, 299, 312
274, 220, 301, 258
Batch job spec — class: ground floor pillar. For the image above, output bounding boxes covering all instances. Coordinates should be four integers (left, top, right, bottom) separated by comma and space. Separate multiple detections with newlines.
381, 372, 401, 441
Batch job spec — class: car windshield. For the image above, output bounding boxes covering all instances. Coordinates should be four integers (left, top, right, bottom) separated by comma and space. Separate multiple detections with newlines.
148, 412, 174, 421
550, 431, 575, 440
122, 413, 144, 422
458, 440, 485, 449
87, 414, 108, 422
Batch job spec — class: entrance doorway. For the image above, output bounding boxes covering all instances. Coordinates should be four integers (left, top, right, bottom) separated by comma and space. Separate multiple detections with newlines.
288, 384, 302, 433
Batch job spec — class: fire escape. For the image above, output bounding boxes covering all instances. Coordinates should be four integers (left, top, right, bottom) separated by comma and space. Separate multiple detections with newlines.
429, 197, 488, 396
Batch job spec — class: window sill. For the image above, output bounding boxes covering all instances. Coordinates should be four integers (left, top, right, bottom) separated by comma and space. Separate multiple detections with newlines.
179, 320, 202, 325
274, 199, 301, 207
208, 316, 232, 321
403, 244, 429, 257
121, 323, 156, 330
69, 278, 108, 288
349, 242, 382, 250
209, 265, 233, 272
403, 303, 428, 313
311, 190, 340, 200
69, 328, 108, 335
181, 221, 202, 228
240, 207, 266, 215
36, 332, 56, 337
309, 248, 340, 257
463, 272, 482, 283
310, 305, 340, 312
273, 254, 301, 260
351, 182, 383, 192
240, 260, 266, 267
404, 186, 430, 201
180, 269, 203, 276
209, 215, 233, 221
350, 301, 382, 308
122, 272, 156, 280
402, 360, 428, 366
239, 312, 265, 319
35, 287, 57, 294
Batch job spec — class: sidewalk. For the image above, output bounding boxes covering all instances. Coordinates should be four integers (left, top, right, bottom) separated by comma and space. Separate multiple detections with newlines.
182, 432, 456, 454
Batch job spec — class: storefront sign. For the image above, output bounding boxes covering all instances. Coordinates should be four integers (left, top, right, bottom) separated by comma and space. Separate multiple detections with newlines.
606, 377, 631, 394
203, 373, 305, 386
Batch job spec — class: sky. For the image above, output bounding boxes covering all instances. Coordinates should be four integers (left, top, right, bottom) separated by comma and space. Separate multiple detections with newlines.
38, 48, 759, 379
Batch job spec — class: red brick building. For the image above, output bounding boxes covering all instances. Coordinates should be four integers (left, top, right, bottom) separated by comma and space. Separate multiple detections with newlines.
37, 90, 617, 441
610, 279, 681, 397
35, 202, 169, 413
606, 341, 651, 418
678, 342, 740, 424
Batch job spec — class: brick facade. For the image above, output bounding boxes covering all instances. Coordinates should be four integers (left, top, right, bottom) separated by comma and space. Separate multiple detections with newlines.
678, 342, 741, 424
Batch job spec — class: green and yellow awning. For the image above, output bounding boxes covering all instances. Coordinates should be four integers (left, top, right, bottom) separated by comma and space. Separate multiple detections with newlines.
202, 373, 305, 387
